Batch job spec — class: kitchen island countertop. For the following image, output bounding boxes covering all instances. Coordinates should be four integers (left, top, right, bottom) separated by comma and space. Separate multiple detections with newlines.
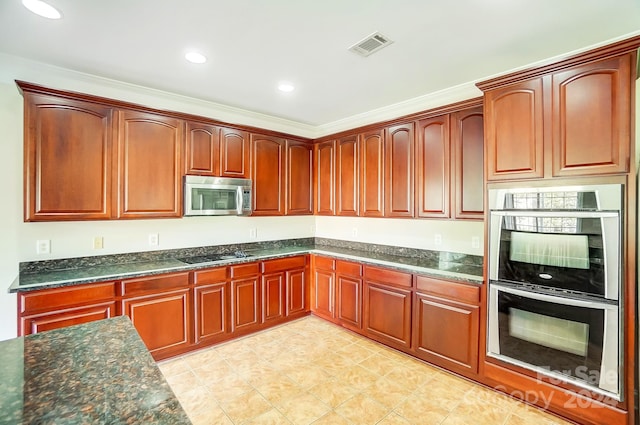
0, 316, 191, 425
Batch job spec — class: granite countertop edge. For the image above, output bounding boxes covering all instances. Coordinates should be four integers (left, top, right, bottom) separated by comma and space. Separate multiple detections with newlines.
10, 246, 483, 293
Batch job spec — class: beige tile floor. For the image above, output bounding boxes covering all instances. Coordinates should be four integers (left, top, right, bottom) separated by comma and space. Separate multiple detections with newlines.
158, 316, 574, 425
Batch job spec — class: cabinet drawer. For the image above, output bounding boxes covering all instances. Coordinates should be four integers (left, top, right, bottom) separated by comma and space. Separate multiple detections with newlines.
262, 256, 306, 274
21, 302, 117, 336
364, 266, 412, 288
20, 282, 116, 314
120, 272, 189, 297
193, 267, 227, 285
230, 262, 260, 278
336, 260, 362, 276
415, 275, 480, 304
314, 256, 335, 270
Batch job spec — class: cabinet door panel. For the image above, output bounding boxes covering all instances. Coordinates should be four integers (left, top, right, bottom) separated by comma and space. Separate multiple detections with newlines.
24, 95, 114, 221
359, 130, 385, 217
122, 289, 191, 357
484, 78, 544, 180
552, 56, 631, 176
314, 141, 335, 215
194, 282, 229, 344
21, 303, 117, 336
452, 107, 484, 219
312, 269, 335, 319
413, 293, 479, 374
117, 111, 182, 217
231, 277, 261, 332
287, 268, 307, 316
385, 123, 414, 217
416, 116, 449, 217
220, 127, 249, 178
262, 273, 285, 324
336, 275, 362, 330
185, 121, 219, 176
251, 134, 285, 215
363, 282, 411, 349
337, 135, 359, 216
286, 141, 313, 215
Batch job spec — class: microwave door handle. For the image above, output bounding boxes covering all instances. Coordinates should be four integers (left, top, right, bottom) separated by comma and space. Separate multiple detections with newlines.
236, 187, 243, 215
493, 283, 617, 310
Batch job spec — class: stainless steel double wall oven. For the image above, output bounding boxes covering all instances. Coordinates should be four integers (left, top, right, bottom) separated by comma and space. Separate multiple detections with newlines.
487, 183, 623, 400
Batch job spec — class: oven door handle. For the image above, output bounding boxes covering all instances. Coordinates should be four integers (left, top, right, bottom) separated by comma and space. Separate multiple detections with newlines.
491, 282, 618, 310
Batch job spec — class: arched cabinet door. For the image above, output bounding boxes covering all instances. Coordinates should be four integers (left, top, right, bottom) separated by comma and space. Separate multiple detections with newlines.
359, 129, 385, 217
251, 134, 285, 215
385, 123, 414, 218
551, 55, 631, 177
484, 78, 544, 181
452, 107, 484, 219
416, 115, 450, 218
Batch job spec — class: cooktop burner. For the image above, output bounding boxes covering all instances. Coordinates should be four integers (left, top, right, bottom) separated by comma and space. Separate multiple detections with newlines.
177, 251, 252, 264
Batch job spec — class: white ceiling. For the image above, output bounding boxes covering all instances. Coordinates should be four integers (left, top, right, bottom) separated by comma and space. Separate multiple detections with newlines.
0, 0, 639, 128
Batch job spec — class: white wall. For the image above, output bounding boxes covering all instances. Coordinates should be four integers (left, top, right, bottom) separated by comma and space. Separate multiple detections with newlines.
0, 54, 485, 341
316, 216, 483, 255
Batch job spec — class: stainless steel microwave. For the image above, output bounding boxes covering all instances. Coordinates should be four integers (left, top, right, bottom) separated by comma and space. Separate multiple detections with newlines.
184, 176, 252, 216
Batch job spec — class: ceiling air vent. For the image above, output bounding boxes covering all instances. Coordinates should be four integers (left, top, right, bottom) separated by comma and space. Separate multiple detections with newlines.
349, 32, 393, 57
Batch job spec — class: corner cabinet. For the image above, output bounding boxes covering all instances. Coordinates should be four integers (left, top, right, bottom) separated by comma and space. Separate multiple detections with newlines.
117, 110, 183, 218
286, 141, 313, 215
22, 92, 115, 221
480, 52, 635, 180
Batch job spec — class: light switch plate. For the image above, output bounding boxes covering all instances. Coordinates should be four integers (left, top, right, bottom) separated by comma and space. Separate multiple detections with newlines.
36, 239, 50, 254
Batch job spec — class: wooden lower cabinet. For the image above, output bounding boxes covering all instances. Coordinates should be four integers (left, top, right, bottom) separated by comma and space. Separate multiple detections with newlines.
21, 302, 117, 336
335, 260, 363, 332
262, 272, 286, 324
231, 277, 261, 333
311, 256, 336, 320
363, 266, 412, 350
286, 268, 307, 317
193, 266, 230, 346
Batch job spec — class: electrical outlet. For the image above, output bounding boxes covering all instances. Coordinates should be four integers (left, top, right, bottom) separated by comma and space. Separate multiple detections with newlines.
93, 236, 104, 250
36, 239, 50, 254
249, 228, 257, 239
148, 233, 159, 246
472, 236, 480, 249
434, 234, 442, 246
351, 227, 358, 237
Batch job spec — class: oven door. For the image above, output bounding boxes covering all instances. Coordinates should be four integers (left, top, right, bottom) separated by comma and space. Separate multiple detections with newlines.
487, 283, 621, 400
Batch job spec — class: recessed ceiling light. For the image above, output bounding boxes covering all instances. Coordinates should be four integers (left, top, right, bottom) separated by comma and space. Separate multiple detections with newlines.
185, 51, 207, 64
278, 82, 295, 93
22, 0, 61, 19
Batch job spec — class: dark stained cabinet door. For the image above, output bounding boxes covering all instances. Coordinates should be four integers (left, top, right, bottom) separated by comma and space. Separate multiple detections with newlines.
286, 141, 313, 215
194, 282, 229, 344
336, 274, 362, 331
185, 121, 220, 176
23, 94, 114, 221
312, 268, 335, 320
314, 140, 336, 215
385, 123, 414, 217
336, 135, 359, 216
359, 129, 385, 217
416, 115, 450, 218
122, 288, 191, 359
551, 55, 631, 177
363, 280, 412, 350
220, 127, 250, 178
117, 110, 183, 218
251, 134, 285, 215
484, 78, 544, 181
231, 277, 261, 333
262, 273, 286, 324
451, 107, 484, 219
413, 292, 479, 375
286, 268, 307, 317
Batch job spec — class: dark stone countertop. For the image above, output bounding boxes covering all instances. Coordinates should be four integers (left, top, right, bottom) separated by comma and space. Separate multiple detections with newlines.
0, 316, 191, 425
10, 239, 483, 293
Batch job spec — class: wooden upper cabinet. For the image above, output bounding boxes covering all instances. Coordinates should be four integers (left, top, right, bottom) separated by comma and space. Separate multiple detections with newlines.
116, 110, 183, 218
336, 135, 359, 216
451, 107, 484, 219
359, 129, 385, 217
484, 78, 544, 181
416, 115, 450, 218
286, 141, 313, 215
251, 134, 285, 215
220, 127, 250, 178
23, 93, 114, 221
551, 55, 631, 177
185, 121, 220, 176
385, 123, 414, 217
314, 140, 335, 215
